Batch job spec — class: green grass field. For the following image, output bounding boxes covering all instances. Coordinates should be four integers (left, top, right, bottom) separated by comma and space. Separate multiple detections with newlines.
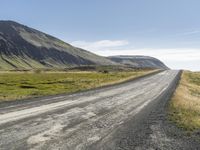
0, 70, 152, 102
169, 71, 200, 132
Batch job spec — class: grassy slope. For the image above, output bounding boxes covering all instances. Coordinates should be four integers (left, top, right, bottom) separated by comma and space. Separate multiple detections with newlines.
0, 55, 46, 70
0, 70, 153, 102
169, 71, 200, 132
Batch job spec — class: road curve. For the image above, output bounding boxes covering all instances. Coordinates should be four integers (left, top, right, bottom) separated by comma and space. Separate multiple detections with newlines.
0, 70, 180, 150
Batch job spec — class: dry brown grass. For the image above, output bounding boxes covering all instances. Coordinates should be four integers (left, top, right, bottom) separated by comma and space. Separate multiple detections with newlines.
169, 71, 200, 132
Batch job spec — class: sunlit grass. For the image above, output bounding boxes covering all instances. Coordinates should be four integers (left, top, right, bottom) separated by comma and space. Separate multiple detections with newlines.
0, 70, 152, 102
169, 71, 200, 132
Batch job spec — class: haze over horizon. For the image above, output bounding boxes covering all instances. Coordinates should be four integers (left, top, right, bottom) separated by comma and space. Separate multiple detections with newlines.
1, 0, 200, 71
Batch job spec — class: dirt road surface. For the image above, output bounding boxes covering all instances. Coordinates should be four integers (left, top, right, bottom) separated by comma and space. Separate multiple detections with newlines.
1, 70, 195, 150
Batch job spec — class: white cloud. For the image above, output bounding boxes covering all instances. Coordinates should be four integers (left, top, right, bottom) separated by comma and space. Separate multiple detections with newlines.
94, 48, 200, 71
98, 48, 200, 61
69, 39, 200, 71
71, 40, 129, 51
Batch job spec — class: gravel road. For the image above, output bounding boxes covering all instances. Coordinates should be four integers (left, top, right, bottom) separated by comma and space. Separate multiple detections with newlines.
0, 70, 189, 150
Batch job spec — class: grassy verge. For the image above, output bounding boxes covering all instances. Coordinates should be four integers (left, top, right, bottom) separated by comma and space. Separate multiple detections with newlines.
169, 71, 200, 132
0, 70, 154, 102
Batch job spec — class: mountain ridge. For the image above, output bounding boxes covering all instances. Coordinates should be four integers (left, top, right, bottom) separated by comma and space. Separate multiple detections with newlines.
0, 20, 115, 70
0, 20, 168, 70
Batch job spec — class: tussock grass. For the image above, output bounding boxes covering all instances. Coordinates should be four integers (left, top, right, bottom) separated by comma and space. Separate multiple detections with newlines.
169, 71, 200, 132
0, 70, 152, 102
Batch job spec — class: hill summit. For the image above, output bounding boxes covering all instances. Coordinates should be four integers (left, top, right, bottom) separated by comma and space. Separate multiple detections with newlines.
108, 55, 168, 69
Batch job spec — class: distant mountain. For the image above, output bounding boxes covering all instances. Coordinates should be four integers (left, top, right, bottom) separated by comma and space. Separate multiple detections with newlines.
0, 21, 115, 70
108, 55, 168, 69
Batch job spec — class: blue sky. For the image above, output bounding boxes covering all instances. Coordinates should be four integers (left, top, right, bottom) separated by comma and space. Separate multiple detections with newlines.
1, 0, 200, 70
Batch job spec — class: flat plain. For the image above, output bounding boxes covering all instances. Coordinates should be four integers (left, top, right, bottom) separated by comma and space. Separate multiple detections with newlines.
0, 70, 152, 102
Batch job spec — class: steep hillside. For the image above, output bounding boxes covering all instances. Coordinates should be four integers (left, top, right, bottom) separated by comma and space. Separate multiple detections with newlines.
0, 21, 115, 70
108, 55, 168, 69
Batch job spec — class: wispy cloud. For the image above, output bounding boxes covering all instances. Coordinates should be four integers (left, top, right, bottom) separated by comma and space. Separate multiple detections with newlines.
180, 30, 200, 36
70, 39, 200, 71
94, 48, 200, 71
71, 40, 129, 51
